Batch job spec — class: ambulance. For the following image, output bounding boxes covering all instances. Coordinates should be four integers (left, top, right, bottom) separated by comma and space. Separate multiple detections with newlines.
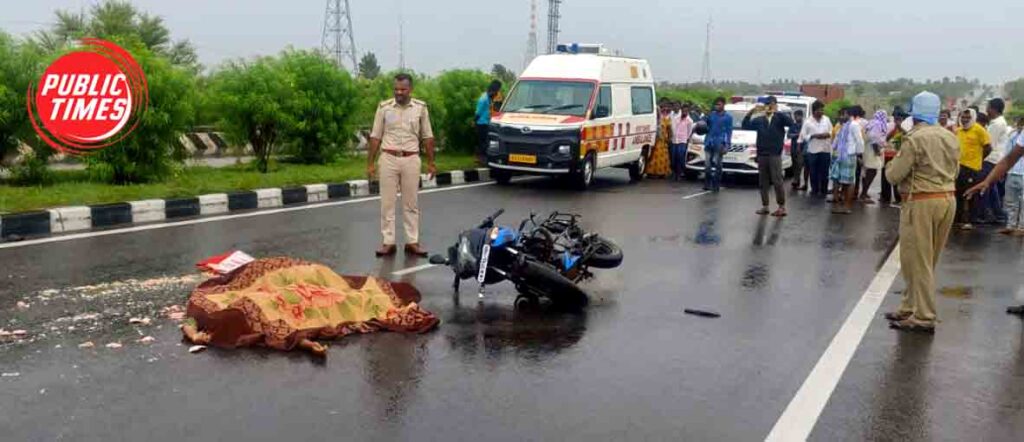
486, 44, 656, 189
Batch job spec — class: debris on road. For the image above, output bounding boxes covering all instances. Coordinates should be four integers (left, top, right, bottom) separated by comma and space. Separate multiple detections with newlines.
684, 308, 722, 318
105, 342, 123, 349
129, 317, 152, 326
138, 336, 156, 344
16, 301, 30, 309
0, 329, 10, 338
12, 329, 28, 337
78, 341, 95, 349
2, 372, 20, 377
188, 345, 207, 354
162, 305, 186, 321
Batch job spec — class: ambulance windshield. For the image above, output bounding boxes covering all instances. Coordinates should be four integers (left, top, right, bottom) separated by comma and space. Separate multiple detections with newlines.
503, 80, 595, 117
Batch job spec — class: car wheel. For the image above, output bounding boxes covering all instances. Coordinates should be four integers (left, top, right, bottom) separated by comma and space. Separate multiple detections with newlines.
573, 153, 595, 190
492, 168, 512, 185
628, 148, 647, 182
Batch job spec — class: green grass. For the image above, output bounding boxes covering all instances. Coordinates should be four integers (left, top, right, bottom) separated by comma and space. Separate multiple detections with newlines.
0, 153, 479, 214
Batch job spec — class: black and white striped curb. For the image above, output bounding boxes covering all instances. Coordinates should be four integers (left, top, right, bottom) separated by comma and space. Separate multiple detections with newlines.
0, 168, 491, 241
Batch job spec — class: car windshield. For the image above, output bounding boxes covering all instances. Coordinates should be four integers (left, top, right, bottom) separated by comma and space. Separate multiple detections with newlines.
503, 80, 595, 117
728, 110, 795, 129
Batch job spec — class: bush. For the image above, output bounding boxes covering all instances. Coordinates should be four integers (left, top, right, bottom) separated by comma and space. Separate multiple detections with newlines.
277, 49, 358, 164
207, 56, 292, 173
656, 86, 731, 113
434, 69, 491, 153
86, 42, 196, 184
0, 32, 51, 181
824, 99, 854, 121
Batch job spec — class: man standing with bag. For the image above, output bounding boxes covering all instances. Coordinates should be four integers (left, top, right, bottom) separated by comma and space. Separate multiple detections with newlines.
884, 91, 960, 333
368, 73, 437, 258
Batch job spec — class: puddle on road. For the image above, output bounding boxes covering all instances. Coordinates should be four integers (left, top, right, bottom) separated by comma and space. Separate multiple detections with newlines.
939, 286, 973, 299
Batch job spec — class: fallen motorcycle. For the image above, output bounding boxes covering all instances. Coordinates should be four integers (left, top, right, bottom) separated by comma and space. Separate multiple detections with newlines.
429, 209, 623, 309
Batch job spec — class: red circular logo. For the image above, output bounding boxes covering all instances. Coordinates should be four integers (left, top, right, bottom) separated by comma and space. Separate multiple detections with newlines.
27, 39, 148, 155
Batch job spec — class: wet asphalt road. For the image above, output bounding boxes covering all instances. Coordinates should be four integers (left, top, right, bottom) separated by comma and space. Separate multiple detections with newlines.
0, 169, 1021, 441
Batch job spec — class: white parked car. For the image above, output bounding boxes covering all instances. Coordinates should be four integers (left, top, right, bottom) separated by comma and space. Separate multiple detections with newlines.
684, 102, 796, 178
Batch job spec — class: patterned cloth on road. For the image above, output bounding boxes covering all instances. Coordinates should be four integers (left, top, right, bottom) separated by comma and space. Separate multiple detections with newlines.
184, 257, 439, 351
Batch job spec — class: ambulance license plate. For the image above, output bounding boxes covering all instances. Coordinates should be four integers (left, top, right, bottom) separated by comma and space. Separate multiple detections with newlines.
509, 154, 537, 164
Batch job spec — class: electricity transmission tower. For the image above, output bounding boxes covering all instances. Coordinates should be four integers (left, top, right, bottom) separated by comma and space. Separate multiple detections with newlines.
524, 0, 538, 68
699, 17, 713, 83
321, 0, 358, 71
546, 0, 561, 54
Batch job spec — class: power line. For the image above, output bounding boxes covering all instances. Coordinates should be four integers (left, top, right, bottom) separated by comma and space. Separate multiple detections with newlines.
321, 0, 357, 71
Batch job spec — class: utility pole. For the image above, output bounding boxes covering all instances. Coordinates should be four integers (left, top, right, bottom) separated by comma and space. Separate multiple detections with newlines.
321, 0, 358, 71
524, 0, 538, 68
547, 0, 561, 54
700, 16, 712, 84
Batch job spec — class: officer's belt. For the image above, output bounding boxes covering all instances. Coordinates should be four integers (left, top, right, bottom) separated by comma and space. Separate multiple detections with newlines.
383, 149, 418, 157
900, 191, 955, 202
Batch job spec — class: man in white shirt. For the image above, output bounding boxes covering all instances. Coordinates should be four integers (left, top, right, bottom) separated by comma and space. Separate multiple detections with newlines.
799, 100, 833, 196
983, 98, 1011, 224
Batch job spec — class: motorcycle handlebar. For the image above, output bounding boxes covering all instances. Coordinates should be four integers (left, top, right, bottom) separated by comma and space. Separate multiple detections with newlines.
477, 209, 505, 229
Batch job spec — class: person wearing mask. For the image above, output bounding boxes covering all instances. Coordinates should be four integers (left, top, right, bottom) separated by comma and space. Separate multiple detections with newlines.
670, 101, 694, 181
981, 98, 1011, 225
830, 107, 863, 214
967, 117, 1024, 316
702, 97, 733, 192
880, 108, 910, 205
368, 73, 436, 258
955, 109, 992, 230
861, 109, 889, 204
884, 91, 959, 333
743, 96, 795, 216
799, 100, 833, 197
474, 80, 502, 165
789, 110, 807, 191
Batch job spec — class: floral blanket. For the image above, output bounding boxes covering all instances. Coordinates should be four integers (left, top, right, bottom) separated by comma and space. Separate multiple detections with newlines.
185, 257, 439, 350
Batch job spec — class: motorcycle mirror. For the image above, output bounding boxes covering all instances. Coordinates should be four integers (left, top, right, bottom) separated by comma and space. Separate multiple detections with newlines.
428, 255, 448, 265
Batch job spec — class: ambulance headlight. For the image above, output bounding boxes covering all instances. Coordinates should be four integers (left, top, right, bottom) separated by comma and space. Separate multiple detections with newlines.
557, 145, 571, 155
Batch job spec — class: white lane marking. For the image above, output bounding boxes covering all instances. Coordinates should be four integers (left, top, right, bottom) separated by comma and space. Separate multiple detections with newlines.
765, 244, 901, 442
391, 263, 436, 276
681, 191, 712, 200
0, 181, 499, 250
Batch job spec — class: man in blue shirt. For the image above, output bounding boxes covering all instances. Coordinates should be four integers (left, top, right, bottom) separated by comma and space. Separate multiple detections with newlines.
475, 80, 502, 164
701, 96, 733, 192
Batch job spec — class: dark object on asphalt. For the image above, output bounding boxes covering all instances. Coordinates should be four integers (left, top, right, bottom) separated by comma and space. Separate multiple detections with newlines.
692, 121, 709, 136
3, 234, 25, 242
433, 209, 623, 309
1007, 305, 1024, 316
684, 308, 721, 318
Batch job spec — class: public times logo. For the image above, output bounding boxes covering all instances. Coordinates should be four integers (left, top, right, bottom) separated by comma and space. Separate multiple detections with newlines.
26, 38, 148, 155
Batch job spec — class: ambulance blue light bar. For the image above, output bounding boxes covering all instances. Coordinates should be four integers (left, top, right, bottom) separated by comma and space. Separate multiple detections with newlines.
556, 43, 581, 54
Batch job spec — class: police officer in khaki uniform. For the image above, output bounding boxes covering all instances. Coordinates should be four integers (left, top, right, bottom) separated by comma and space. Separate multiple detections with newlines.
883, 91, 960, 333
368, 73, 436, 257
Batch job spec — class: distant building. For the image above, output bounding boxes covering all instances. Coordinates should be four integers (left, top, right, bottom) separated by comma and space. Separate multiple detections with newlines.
800, 84, 845, 104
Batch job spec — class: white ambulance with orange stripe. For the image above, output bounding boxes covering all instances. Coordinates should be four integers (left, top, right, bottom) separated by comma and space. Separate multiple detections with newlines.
486, 44, 656, 189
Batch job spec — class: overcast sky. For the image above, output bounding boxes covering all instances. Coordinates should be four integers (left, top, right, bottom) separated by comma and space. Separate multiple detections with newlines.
3, 0, 1022, 84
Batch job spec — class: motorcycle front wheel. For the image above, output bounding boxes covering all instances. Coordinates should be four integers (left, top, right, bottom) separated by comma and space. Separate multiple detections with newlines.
584, 236, 624, 269
520, 260, 589, 309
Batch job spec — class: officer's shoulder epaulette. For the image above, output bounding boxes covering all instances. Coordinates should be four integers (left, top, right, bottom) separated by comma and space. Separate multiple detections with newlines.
411, 98, 427, 107
378, 98, 395, 108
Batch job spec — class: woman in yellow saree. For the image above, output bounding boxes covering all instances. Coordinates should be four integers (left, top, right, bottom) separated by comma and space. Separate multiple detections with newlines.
646, 101, 673, 178
181, 257, 439, 356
